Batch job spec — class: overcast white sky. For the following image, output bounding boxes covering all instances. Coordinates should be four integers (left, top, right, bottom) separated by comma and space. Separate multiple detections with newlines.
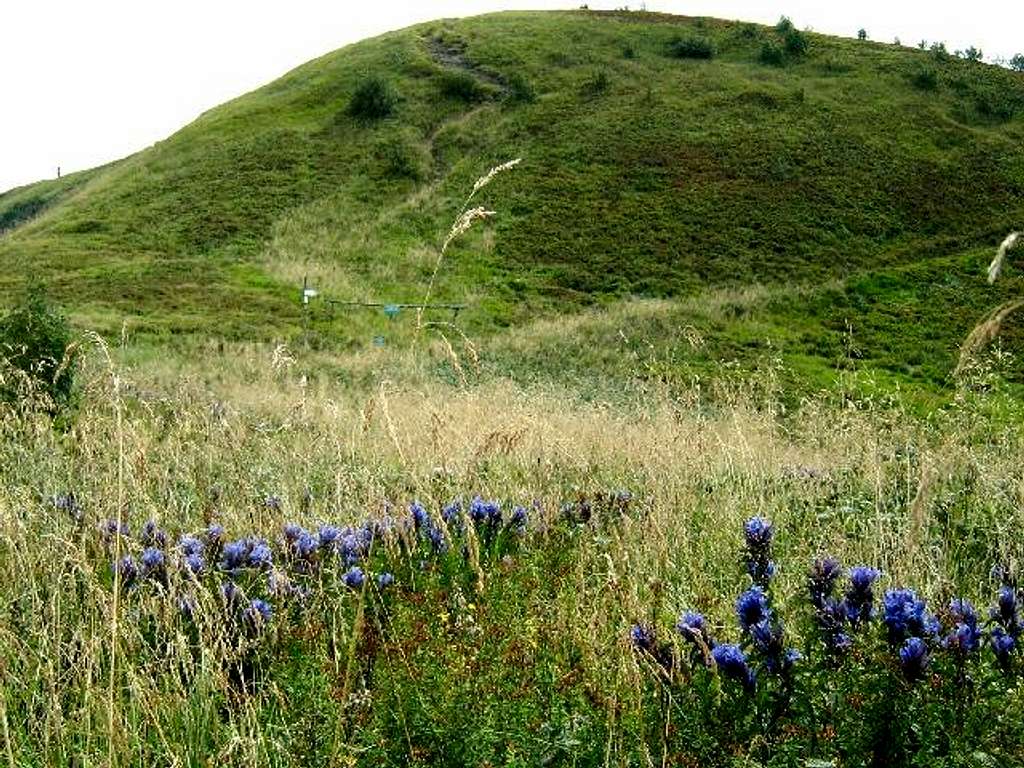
2, 1, 1021, 194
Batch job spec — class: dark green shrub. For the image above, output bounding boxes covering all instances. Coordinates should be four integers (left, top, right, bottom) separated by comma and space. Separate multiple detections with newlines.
910, 67, 939, 91
374, 136, 428, 181
857, 28, 868, 41
505, 72, 536, 104
960, 46, 983, 62
974, 88, 1018, 121
546, 51, 575, 68
0, 196, 47, 234
580, 70, 610, 99
775, 16, 794, 34
666, 35, 715, 60
821, 57, 854, 75
760, 40, 786, 67
1012, 54, 1024, 72
783, 27, 809, 57
930, 42, 949, 62
0, 284, 75, 413
347, 77, 399, 120
622, 42, 637, 59
438, 70, 489, 103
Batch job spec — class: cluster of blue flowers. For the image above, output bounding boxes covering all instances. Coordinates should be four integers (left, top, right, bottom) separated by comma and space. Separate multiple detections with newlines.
882, 587, 941, 680
734, 518, 800, 681
632, 516, 800, 692
808, 559, 881, 656
632, 517, 1024, 693
989, 570, 1023, 671
94, 493, 533, 638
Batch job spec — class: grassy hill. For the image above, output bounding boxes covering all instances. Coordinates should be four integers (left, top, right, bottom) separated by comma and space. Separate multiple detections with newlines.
7, 14, 1024, 764
3, 10, 1024, 393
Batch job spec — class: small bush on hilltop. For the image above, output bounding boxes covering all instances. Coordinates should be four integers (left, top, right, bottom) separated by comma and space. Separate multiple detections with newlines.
931, 41, 950, 62
347, 77, 399, 121
1012, 54, 1024, 72
775, 16, 795, 34
758, 16, 808, 66
666, 35, 715, 60
783, 27, 809, 57
958, 46, 984, 63
0, 283, 75, 413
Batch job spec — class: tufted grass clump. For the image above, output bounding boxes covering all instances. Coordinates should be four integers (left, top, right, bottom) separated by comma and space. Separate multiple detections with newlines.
347, 76, 400, 121
580, 69, 611, 99
0, 282, 76, 415
437, 70, 491, 103
505, 71, 536, 104
760, 40, 786, 67
666, 35, 715, 60
911, 66, 939, 91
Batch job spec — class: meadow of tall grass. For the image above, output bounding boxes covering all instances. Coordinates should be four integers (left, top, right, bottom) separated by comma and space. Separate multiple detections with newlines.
1, 335, 1023, 766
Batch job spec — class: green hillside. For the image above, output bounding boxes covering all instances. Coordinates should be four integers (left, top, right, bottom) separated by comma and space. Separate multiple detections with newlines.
2, 10, 1024, 391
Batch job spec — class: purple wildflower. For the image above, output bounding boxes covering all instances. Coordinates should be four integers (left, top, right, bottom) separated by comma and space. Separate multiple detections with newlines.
711, 643, 756, 692
899, 636, 930, 682
808, 556, 843, 610
243, 599, 273, 633
510, 505, 528, 533
140, 520, 167, 549
115, 555, 139, 588
282, 523, 303, 544
343, 566, 365, 590
141, 547, 167, 584
410, 501, 430, 531
736, 586, 771, 631
248, 541, 273, 570
943, 598, 982, 655
205, 524, 224, 547
179, 535, 204, 557
676, 611, 712, 646
220, 539, 250, 573
743, 517, 776, 587
992, 627, 1016, 671
184, 552, 205, 575
883, 588, 940, 644
844, 566, 880, 628
318, 524, 342, 551
629, 624, 656, 653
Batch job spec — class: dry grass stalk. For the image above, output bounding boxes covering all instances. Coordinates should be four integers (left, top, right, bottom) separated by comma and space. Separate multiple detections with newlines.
416, 159, 521, 337
955, 299, 1024, 375
987, 231, 1022, 284
467, 157, 522, 203
440, 206, 496, 256
437, 332, 467, 387
377, 380, 406, 464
